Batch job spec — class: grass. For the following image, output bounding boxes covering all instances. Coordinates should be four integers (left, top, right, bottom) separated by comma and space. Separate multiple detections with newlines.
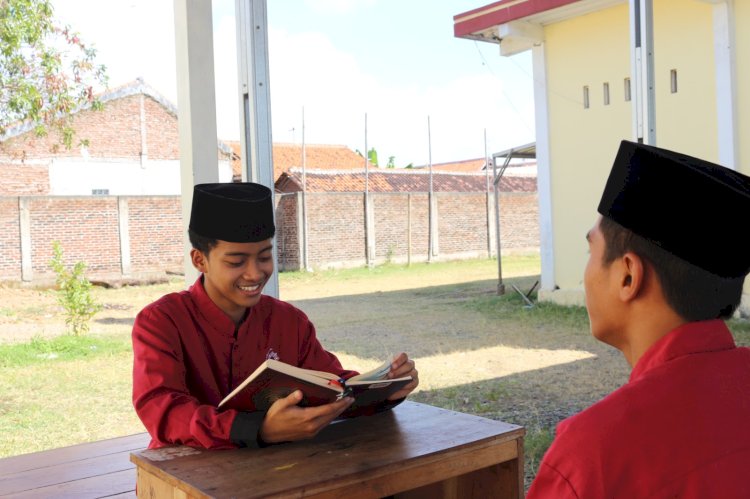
2, 253, 749, 492
0, 334, 131, 367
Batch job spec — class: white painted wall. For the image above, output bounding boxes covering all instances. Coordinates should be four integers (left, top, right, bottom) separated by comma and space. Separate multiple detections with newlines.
49, 160, 232, 195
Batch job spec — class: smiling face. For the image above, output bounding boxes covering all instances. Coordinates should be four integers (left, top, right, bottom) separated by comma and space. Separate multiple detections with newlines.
191, 239, 274, 324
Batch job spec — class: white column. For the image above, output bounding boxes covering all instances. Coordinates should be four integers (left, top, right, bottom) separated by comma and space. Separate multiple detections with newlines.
711, 0, 738, 169
630, 0, 656, 144
118, 197, 132, 277
532, 43, 555, 292
174, 0, 220, 287
19, 197, 32, 282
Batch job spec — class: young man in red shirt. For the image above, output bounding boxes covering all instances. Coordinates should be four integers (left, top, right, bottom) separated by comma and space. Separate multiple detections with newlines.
528, 141, 750, 497
132, 182, 418, 449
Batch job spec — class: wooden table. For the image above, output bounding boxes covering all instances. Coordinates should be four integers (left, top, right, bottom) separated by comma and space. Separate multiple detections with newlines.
131, 401, 525, 498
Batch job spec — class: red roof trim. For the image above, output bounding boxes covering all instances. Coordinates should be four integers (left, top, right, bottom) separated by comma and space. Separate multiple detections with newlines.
454, 0, 581, 38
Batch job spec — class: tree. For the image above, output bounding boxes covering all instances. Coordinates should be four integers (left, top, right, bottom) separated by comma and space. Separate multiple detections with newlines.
0, 0, 107, 150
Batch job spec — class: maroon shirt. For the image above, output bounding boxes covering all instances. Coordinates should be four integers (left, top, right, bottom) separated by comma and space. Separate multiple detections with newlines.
132, 276, 354, 449
527, 320, 750, 498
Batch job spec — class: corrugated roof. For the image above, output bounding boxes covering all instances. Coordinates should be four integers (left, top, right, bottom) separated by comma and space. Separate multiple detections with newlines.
276, 168, 536, 193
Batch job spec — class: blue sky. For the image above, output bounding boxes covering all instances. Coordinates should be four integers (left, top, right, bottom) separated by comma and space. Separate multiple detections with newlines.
52, 0, 535, 166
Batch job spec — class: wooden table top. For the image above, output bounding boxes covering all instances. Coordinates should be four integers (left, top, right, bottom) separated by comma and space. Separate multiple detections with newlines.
131, 401, 525, 498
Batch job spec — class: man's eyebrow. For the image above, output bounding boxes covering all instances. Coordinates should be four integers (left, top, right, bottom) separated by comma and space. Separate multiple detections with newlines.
585, 230, 591, 242
224, 245, 273, 257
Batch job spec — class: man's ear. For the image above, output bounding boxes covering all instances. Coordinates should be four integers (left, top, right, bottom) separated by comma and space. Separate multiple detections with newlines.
191, 248, 208, 273
619, 252, 645, 302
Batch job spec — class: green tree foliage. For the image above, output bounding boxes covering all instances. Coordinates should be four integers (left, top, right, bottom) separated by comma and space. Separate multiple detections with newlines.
0, 0, 107, 150
49, 241, 102, 336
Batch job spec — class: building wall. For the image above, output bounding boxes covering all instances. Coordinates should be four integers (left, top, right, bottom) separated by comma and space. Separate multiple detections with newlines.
127, 197, 183, 274
305, 193, 367, 268
0, 92, 231, 196
27, 197, 121, 280
543, 0, 721, 297
544, 3, 632, 292
654, 0, 716, 159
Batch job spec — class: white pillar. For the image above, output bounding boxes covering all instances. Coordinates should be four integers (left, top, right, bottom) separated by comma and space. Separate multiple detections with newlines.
174, 0, 220, 287
630, 0, 656, 144
711, 0, 738, 169
532, 43, 555, 293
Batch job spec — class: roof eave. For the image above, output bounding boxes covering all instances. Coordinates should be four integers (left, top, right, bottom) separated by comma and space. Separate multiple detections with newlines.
454, 0, 624, 56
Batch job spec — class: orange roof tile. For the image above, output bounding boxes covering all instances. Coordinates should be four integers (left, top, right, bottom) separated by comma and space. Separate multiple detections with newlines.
225, 141, 374, 181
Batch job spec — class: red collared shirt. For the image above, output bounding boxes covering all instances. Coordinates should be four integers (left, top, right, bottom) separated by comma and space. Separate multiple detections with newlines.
528, 320, 750, 498
132, 276, 354, 449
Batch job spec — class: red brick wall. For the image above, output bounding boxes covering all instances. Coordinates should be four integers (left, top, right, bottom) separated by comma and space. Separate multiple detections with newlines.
305, 193, 366, 267
0, 191, 538, 284
276, 193, 300, 270
143, 97, 180, 161
499, 193, 540, 251
127, 197, 183, 273
0, 163, 49, 196
0, 198, 21, 280
437, 192, 491, 255
28, 197, 121, 280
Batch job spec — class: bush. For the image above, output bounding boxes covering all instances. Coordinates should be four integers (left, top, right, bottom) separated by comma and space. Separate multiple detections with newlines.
49, 241, 102, 335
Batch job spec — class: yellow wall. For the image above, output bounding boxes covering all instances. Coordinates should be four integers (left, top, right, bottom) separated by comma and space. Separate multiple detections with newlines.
544, 0, 719, 295
653, 0, 716, 159
545, 4, 631, 291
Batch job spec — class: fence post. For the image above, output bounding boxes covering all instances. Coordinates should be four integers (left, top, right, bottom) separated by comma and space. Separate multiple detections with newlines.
118, 197, 132, 277
19, 197, 32, 282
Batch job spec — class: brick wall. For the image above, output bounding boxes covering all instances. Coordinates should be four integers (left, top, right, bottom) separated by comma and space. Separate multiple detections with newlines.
0, 163, 49, 196
276, 193, 300, 270
127, 197, 183, 273
27, 197, 121, 280
437, 192, 491, 256
306, 193, 366, 268
0, 190, 539, 284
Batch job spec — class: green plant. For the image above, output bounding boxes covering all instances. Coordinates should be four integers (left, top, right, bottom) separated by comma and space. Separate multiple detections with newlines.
49, 241, 102, 335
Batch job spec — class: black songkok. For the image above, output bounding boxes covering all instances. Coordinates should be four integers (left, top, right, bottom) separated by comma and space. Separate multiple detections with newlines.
189, 182, 275, 243
598, 140, 750, 278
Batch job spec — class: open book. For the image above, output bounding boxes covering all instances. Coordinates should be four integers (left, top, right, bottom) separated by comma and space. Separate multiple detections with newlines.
217, 358, 412, 411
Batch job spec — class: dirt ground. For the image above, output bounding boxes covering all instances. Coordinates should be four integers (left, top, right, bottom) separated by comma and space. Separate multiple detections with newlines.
0, 259, 627, 432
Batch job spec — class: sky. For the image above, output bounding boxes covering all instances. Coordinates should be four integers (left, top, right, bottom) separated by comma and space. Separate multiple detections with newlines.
51, 0, 536, 167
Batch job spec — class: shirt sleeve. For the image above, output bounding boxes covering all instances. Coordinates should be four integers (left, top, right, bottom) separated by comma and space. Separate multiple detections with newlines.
132, 306, 242, 449
526, 462, 580, 499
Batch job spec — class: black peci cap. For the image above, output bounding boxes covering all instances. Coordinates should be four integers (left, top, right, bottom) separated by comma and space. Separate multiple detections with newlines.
189, 182, 275, 243
598, 141, 750, 278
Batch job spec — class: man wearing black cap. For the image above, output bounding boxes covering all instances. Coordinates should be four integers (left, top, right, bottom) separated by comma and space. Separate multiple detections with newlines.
132, 182, 418, 450
527, 141, 750, 497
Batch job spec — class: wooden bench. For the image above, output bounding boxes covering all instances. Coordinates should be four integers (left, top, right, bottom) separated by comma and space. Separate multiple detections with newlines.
0, 432, 150, 498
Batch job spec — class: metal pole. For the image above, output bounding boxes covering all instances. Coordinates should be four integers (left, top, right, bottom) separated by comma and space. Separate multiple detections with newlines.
484, 128, 491, 257
427, 115, 433, 262
407, 193, 412, 267
493, 153, 507, 295
301, 106, 309, 271
364, 113, 372, 268
631, 0, 656, 145
235, 0, 278, 297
